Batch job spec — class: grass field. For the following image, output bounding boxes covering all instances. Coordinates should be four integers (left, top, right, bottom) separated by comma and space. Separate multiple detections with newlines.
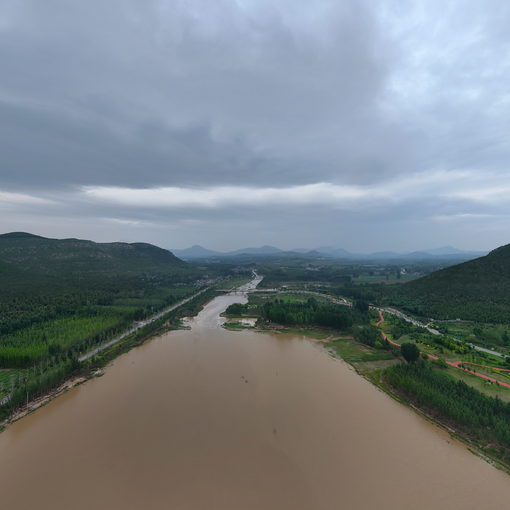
327, 337, 395, 363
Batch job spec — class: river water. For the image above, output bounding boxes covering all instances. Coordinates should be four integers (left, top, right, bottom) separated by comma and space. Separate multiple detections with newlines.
0, 292, 509, 509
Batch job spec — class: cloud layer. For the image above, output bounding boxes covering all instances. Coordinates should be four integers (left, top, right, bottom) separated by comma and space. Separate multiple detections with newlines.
1, 0, 510, 251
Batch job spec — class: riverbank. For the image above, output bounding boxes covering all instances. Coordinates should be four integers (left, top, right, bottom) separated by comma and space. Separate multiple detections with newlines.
230, 310, 510, 475
0, 286, 223, 431
3, 281, 510, 509
221, 287, 510, 473
304, 330, 510, 474
0, 373, 92, 431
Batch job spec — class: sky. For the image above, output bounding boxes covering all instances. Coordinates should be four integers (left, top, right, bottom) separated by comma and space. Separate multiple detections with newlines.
1, 0, 510, 252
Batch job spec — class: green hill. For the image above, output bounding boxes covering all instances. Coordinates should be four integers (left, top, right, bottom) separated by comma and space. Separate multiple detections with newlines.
0, 232, 184, 275
390, 243, 510, 322
0, 232, 196, 338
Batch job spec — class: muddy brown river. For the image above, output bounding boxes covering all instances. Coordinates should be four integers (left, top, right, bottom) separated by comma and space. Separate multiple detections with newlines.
1, 292, 509, 509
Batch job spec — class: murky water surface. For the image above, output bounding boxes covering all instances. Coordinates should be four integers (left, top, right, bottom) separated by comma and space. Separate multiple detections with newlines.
1, 292, 509, 509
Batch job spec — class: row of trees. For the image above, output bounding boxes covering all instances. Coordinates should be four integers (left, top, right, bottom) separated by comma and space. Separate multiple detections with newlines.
0, 314, 129, 368
385, 362, 510, 448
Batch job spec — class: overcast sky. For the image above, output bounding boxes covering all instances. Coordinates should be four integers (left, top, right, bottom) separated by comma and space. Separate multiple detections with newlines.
1, 0, 510, 252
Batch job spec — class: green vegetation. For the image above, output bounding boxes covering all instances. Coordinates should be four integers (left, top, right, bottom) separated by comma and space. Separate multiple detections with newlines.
328, 338, 394, 363
0, 232, 234, 419
441, 365, 510, 403
0, 315, 123, 367
0, 232, 202, 337
223, 257, 510, 469
385, 362, 510, 455
223, 321, 253, 330
225, 303, 249, 316
400, 342, 420, 363
254, 258, 457, 294
0, 285, 220, 422
437, 321, 510, 351
260, 297, 355, 329
353, 325, 383, 347
0, 369, 22, 399
389, 243, 510, 322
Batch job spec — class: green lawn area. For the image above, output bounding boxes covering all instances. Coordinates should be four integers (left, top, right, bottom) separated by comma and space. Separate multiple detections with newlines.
439, 364, 510, 402
223, 322, 253, 330
327, 337, 395, 363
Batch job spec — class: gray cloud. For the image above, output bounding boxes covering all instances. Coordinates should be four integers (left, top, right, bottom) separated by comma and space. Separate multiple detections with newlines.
1, 0, 510, 251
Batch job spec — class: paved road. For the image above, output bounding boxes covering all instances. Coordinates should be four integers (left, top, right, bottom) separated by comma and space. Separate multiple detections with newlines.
78, 287, 210, 362
1, 277, 259, 408
378, 306, 441, 335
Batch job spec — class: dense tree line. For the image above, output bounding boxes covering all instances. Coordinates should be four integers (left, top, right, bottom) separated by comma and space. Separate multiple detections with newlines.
258, 266, 353, 288
385, 362, 510, 448
0, 272, 198, 336
260, 298, 355, 329
0, 314, 130, 368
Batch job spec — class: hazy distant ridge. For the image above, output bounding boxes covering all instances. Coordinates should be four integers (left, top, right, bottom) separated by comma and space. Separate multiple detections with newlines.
172, 243, 486, 261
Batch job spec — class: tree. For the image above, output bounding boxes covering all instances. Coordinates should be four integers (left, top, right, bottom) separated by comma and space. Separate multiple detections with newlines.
354, 300, 369, 313
401, 342, 420, 363
354, 325, 379, 346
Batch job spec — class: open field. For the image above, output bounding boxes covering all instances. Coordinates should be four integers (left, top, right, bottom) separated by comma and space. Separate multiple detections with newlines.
441, 365, 510, 402
327, 337, 395, 363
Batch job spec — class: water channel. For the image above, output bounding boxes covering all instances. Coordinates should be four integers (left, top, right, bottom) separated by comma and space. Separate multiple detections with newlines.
0, 287, 509, 509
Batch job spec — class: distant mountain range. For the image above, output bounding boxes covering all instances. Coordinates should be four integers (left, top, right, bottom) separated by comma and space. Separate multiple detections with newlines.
172, 244, 486, 261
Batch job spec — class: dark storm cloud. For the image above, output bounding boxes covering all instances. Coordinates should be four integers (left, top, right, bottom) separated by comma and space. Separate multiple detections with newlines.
1, 0, 510, 251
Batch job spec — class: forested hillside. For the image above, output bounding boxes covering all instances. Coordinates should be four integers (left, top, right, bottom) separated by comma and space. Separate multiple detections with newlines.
0, 232, 234, 415
0, 232, 202, 366
0, 232, 184, 275
390, 243, 510, 322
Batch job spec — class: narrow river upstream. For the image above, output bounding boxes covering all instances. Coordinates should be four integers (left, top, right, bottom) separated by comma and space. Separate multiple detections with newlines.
0, 290, 509, 509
